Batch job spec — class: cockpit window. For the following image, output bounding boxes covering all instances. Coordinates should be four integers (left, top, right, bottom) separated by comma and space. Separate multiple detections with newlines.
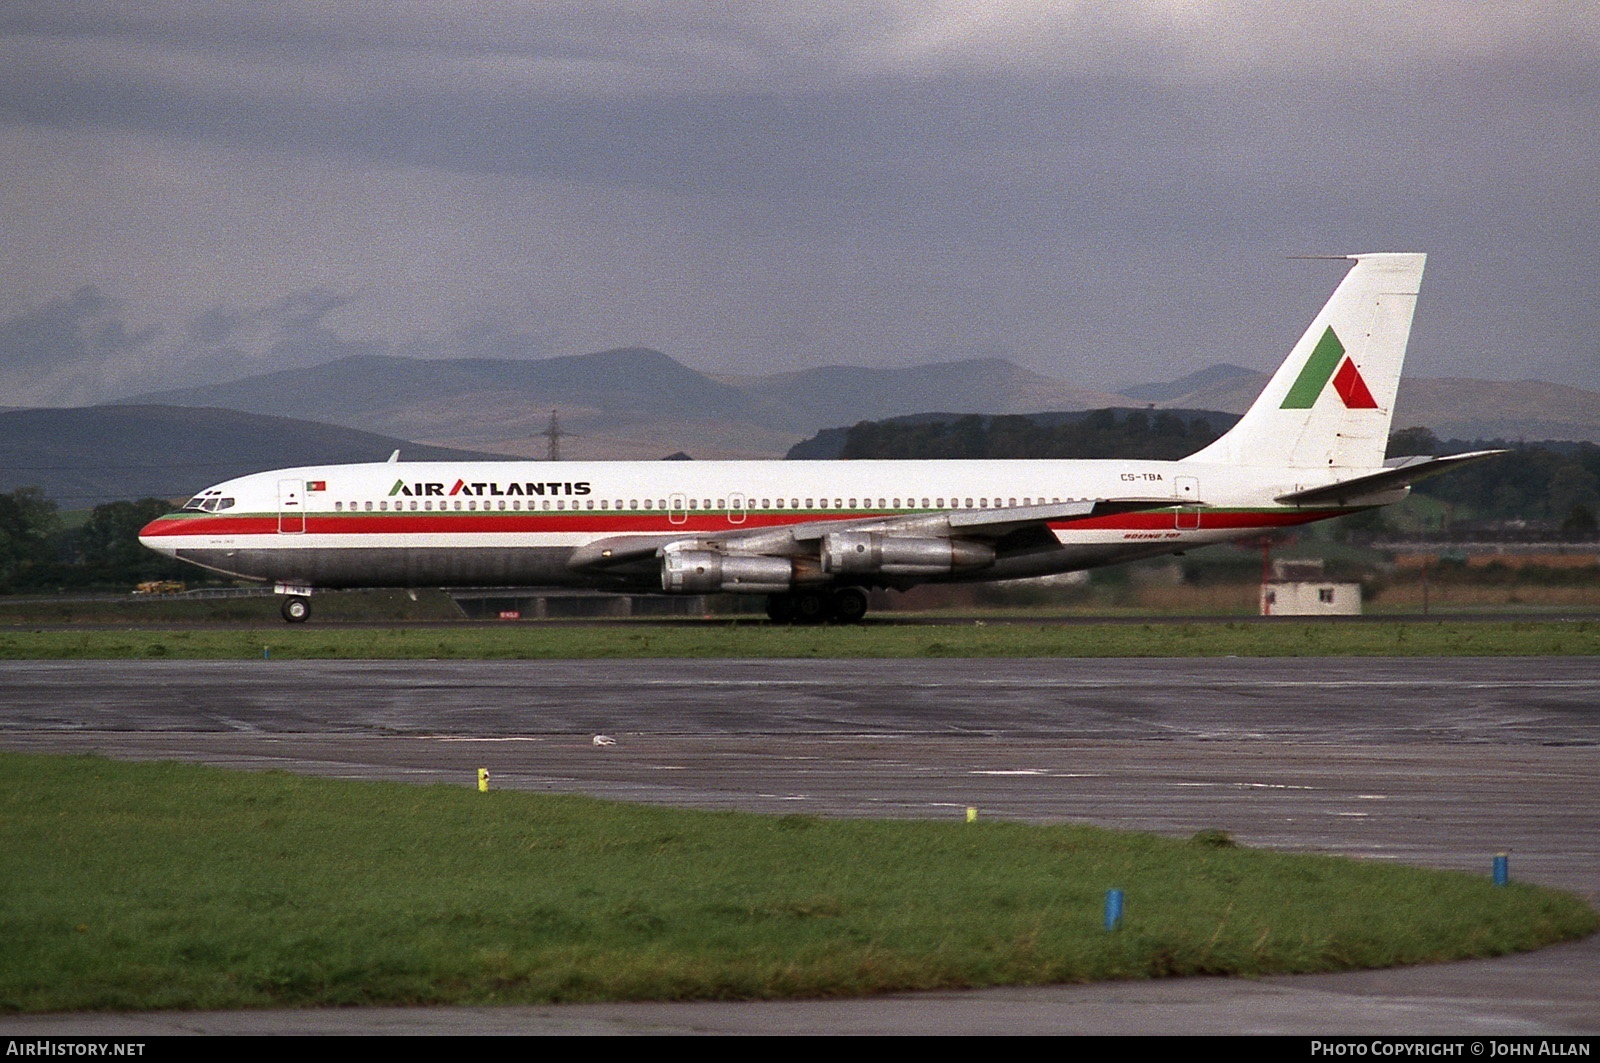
181, 492, 235, 513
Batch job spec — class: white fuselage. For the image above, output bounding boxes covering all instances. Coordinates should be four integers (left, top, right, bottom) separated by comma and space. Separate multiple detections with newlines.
138, 456, 1368, 592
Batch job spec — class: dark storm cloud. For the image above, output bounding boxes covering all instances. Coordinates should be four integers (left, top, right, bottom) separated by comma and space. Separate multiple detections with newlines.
0, 286, 158, 371
1, 3, 1596, 396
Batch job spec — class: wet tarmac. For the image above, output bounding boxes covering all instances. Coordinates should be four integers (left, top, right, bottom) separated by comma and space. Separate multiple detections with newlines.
2, 656, 1596, 1035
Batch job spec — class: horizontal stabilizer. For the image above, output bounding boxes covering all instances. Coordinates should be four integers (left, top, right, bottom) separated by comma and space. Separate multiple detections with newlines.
1275, 450, 1506, 507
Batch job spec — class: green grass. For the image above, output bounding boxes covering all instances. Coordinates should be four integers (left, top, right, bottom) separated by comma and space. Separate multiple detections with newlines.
1, 753, 1592, 1012
0, 619, 1597, 660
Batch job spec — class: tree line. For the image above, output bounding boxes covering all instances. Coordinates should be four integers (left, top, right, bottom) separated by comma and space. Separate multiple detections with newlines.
838, 409, 1226, 461
0, 492, 193, 594
2, 417, 1596, 593
836, 414, 1600, 535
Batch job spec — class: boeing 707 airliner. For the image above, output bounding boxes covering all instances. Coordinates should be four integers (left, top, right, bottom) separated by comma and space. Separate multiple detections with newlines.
140, 253, 1498, 623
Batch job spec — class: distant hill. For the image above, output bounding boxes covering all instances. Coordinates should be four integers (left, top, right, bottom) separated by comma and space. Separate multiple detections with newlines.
0, 406, 508, 509
123, 349, 1132, 459
131, 347, 754, 423
1391, 378, 1600, 442
1119, 364, 1259, 403
742, 359, 1129, 432
1125, 365, 1600, 443
111, 350, 1600, 460
786, 409, 1241, 460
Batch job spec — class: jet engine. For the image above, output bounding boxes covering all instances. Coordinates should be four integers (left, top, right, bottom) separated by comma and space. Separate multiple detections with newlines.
661, 549, 793, 594
819, 532, 994, 576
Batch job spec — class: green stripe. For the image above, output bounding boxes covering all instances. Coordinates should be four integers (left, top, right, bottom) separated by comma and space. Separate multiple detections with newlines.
1280, 327, 1345, 409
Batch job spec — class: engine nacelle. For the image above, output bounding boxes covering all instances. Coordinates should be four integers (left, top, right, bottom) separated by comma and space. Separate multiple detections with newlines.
661, 550, 794, 594
819, 532, 994, 576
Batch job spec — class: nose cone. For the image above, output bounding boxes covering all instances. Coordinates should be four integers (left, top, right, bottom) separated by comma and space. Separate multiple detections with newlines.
138, 513, 183, 556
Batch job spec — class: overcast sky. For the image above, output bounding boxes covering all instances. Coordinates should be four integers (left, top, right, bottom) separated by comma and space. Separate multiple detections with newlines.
2, 1, 1597, 406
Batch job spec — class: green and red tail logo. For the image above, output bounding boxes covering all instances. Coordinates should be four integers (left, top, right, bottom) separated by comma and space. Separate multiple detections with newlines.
1280, 327, 1377, 409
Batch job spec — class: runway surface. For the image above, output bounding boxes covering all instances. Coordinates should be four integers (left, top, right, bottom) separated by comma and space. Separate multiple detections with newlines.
2, 656, 1597, 1035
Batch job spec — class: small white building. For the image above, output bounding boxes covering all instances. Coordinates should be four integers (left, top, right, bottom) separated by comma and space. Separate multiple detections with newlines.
1260, 559, 1361, 616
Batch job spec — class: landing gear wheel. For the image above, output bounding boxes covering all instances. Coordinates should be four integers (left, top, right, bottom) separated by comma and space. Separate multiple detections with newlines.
829, 587, 869, 624
280, 595, 311, 623
790, 589, 830, 625
765, 594, 796, 623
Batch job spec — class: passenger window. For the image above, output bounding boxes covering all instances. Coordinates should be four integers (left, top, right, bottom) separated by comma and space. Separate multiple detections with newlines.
425, 500, 433, 511
365, 501, 374, 512
717, 499, 725, 509
334, 502, 343, 511
688, 499, 698, 509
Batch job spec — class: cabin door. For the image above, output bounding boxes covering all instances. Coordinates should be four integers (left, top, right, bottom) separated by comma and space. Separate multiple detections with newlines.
1174, 476, 1200, 530
278, 479, 306, 534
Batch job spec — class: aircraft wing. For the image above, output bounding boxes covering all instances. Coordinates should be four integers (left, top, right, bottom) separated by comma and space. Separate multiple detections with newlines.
567, 497, 1174, 573
1275, 450, 1506, 507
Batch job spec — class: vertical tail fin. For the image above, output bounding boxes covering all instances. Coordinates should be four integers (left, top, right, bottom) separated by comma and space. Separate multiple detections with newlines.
1184, 253, 1425, 470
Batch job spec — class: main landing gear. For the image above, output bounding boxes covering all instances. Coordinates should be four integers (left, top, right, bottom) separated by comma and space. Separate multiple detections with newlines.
765, 587, 869, 625
280, 595, 311, 623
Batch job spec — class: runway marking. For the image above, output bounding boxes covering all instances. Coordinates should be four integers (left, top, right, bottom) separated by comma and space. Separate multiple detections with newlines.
969, 769, 1048, 776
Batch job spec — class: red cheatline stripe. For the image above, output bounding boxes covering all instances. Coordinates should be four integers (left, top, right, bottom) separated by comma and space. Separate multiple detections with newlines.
140, 507, 1349, 539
